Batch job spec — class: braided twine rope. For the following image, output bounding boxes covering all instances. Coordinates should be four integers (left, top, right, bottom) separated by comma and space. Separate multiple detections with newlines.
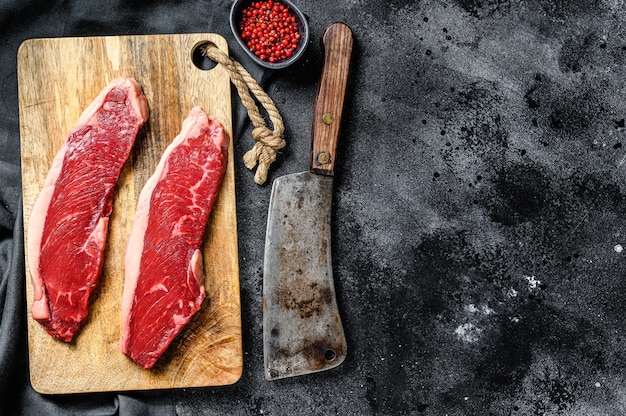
203, 43, 286, 185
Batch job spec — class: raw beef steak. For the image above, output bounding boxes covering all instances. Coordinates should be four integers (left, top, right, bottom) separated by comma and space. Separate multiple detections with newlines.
27, 77, 149, 342
120, 106, 229, 369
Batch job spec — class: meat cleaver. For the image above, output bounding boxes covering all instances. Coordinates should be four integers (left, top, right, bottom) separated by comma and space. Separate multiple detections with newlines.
263, 22, 354, 380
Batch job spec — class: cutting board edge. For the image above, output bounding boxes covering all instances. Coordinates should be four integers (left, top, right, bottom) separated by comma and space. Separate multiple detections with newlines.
17, 31, 231, 49
18, 32, 243, 394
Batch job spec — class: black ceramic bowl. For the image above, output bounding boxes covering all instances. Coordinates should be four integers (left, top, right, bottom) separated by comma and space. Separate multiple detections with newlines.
229, 0, 310, 69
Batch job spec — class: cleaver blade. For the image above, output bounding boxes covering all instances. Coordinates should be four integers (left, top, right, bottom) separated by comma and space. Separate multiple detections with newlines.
263, 22, 354, 380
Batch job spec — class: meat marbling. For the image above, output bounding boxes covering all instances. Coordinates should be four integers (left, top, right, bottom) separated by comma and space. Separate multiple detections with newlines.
27, 77, 149, 342
120, 106, 229, 369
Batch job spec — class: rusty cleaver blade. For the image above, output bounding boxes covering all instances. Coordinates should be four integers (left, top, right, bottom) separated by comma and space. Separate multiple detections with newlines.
263, 22, 354, 380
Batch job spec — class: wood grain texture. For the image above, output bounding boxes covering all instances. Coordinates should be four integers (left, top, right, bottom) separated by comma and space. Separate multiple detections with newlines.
309, 23, 353, 176
18, 33, 242, 394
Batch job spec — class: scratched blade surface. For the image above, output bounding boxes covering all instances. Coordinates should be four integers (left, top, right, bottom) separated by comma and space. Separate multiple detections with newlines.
263, 171, 346, 380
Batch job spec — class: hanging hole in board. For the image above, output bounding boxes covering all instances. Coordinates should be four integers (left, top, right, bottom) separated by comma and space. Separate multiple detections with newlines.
324, 349, 336, 361
191, 41, 218, 70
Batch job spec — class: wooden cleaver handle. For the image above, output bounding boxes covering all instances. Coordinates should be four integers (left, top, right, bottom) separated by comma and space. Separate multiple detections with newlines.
309, 22, 354, 176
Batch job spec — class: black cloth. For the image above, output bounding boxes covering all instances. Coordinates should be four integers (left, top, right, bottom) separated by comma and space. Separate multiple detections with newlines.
0, 1, 268, 414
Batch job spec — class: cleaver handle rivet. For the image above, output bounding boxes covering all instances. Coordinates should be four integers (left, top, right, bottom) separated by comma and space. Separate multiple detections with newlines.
322, 112, 334, 125
317, 151, 331, 165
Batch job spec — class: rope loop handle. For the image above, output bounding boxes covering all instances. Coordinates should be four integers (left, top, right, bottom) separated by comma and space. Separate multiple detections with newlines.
203, 43, 285, 185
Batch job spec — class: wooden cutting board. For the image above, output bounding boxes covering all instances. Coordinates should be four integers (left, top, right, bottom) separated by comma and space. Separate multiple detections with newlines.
18, 33, 242, 394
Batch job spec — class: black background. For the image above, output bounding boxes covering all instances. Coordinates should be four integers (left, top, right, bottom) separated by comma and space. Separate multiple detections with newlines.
2, 0, 626, 414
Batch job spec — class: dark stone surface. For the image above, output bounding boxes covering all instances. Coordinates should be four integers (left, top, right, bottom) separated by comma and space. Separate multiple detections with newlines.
227, 1, 626, 414
3, 0, 626, 414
